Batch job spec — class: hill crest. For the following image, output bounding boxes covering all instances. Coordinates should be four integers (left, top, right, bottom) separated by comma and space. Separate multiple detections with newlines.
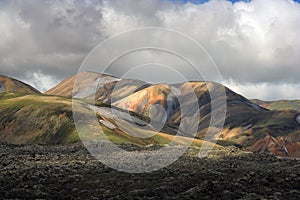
0, 75, 40, 94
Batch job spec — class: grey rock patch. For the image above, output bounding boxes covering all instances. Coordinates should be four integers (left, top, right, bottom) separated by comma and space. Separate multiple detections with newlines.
296, 114, 300, 125
0, 82, 6, 92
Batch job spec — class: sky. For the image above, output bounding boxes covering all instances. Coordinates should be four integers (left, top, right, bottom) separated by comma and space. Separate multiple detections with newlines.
0, 0, 300, 100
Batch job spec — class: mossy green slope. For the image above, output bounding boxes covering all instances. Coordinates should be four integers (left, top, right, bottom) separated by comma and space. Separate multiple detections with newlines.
0, 93, 78, 144
251, 99, 300, 111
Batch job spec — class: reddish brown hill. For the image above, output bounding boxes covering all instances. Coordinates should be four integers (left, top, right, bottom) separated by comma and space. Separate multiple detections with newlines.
45, 72, 100, 97
0, 75, 40, 94
45, 72, 120, 98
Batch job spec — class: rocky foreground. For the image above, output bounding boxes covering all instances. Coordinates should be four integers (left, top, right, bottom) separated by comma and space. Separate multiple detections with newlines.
0, 143, 299, 199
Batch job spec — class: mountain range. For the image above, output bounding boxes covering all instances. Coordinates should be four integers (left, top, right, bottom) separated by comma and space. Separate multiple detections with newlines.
1, 72, 300, 157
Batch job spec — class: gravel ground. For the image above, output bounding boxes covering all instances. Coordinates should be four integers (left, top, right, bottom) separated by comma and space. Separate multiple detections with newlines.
0, 143, 299, 199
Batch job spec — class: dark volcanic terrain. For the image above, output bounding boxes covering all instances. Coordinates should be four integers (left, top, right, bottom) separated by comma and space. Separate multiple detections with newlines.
0, 143, 299, 199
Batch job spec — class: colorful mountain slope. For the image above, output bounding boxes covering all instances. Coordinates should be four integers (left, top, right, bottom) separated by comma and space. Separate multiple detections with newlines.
0, 92, 219, 150
45, 71, 120, 97
2, 72, 300, 157
0, 75, 40, 94
47, 71, 300, 157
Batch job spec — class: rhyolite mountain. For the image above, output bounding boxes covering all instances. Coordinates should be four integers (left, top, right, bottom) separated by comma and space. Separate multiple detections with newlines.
45, 72, 300, 157
0, 73, 299, 157
0, 74, 215, 149
0, 75, 40, 94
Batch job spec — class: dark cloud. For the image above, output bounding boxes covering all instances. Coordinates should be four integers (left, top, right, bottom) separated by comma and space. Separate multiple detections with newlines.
0, 0, 104, 90
0, 0, 299, 100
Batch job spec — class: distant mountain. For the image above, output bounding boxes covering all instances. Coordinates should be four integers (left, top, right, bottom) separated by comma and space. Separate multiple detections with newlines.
45, 72, 300, 157
0, 75, 40, 94
252, 99, 300, 111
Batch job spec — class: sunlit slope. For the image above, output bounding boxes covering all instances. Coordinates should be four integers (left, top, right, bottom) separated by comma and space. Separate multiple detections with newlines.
45, 72, 121, 98
87, 105, 220, 148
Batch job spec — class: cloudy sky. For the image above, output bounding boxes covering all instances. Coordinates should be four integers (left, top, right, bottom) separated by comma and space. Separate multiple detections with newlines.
0, 0, 300, 100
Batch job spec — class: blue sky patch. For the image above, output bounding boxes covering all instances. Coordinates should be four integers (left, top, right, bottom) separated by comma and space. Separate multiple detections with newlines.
171, 0, 300, 4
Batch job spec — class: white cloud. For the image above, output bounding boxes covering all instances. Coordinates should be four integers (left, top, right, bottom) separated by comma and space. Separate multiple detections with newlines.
155, 0, 300, 84
223, 79, 300, 100
0, 0, 104, 87
25, 72, 58, 92
100, 6, 139, 37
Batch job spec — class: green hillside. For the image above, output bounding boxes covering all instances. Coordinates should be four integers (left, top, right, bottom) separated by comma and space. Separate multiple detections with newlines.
0, 93, 78, 144
252, 99, 300, 111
